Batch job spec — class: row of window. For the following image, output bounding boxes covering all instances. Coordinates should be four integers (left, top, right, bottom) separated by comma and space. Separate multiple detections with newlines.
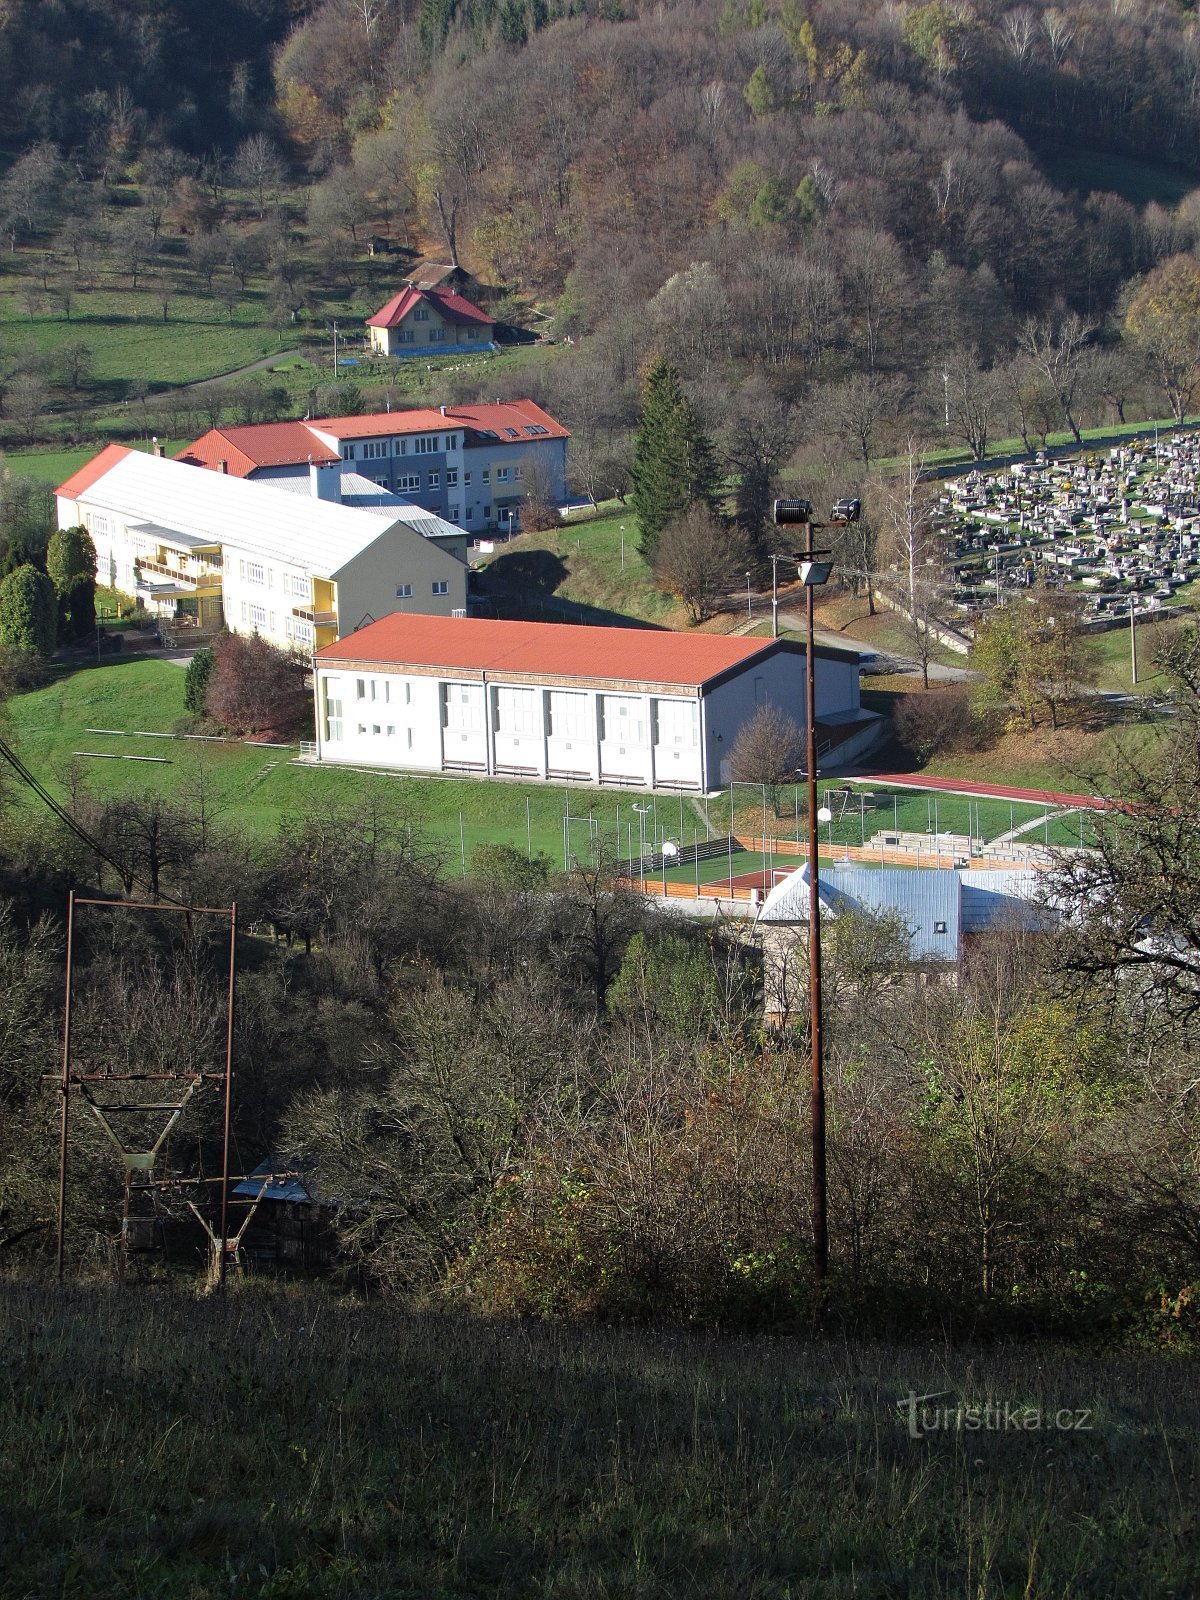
340, 433, 460, 461
440, 685, 698, 745
393, 581, 449, 598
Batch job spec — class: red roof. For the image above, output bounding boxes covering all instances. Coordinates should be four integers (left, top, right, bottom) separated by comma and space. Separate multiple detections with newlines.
366, 284, 494, 330
178, 424, 340, 476
317, 614, 801, 688
310, 399, 569, 442
56, 443, 132, 500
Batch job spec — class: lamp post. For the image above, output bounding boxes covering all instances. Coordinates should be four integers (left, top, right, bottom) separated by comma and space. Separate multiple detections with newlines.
746, 571, 752, 622
773, 496, 841, 1285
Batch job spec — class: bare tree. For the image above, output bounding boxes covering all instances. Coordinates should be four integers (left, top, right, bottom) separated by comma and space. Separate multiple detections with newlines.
233, 134, 284, 221
729, 702, 803, 814
654, 506, 747, 623
880, 440, 943, 688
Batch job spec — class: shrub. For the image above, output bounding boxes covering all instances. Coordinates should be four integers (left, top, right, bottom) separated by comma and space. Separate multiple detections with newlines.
893, 684, 985, 761
0, 564, 56, 658
205, 632, 310, 737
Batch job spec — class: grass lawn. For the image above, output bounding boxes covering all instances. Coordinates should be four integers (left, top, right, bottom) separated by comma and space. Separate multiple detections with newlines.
1, 1278, 1195, 1599
5, 436, 192, 487
1, 288, 282, 390
1082, 613, 1185, 695
3, 660, 668, 867
4, 663, 1118, 868
481, 507, 687, 628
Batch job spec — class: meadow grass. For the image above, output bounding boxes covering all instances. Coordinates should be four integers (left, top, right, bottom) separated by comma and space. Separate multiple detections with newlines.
482, 509, 686, 629
5, 662, 1115, 863
1, 1276, 1196, 1599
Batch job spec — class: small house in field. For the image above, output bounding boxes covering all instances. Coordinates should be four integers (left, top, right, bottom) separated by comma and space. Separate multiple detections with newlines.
366, 284, 496, 358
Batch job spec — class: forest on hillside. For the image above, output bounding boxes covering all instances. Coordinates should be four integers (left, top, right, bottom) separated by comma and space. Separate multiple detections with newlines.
3, 3, 1200, 539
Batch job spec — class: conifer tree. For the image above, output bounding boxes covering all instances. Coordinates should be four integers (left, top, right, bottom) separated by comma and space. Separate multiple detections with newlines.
630, 359, 721, 562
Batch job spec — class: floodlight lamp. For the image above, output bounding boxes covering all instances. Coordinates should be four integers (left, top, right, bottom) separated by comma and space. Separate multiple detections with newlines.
773, 498, 813, 525
817, 806, 833, 823
800, 560, 834, 586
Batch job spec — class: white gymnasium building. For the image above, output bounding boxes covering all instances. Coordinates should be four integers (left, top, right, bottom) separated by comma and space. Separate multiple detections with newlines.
55, 446, 468, 650
311, 614, 873, 790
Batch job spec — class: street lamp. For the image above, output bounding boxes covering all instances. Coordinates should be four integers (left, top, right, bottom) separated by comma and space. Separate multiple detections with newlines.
773, 495, 838, 1285
746, 571, 752, 622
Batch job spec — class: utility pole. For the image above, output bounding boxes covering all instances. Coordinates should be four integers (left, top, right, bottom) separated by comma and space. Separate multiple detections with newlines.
773, 498, 838, 1286
1130, 599, 1139, 686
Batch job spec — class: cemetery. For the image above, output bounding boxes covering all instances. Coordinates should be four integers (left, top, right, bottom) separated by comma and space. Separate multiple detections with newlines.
936, 432, 1200, 631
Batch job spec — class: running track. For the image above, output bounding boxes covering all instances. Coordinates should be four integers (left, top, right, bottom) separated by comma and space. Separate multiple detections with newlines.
846, 773, 1116, 810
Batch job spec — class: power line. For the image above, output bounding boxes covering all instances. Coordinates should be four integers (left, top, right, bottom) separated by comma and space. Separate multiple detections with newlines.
0, 734, 185, 906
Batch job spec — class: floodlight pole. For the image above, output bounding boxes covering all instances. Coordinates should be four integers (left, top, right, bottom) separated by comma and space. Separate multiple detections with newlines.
804, 520, 828, 1284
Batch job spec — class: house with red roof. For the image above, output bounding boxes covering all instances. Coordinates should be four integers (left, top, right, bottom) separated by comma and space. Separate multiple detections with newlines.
311, 613, 873, 791
366, 284, 496, 358
179, 399, 570, 536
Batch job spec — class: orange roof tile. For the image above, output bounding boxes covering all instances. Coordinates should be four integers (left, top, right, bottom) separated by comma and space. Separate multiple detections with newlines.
178, 424, 340, 475
55, 443, 133, 500
317, 614, 849, 686
310, 399, 569, 442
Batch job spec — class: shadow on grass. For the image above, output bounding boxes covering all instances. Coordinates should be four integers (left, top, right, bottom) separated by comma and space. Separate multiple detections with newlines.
477, 549, 665, 631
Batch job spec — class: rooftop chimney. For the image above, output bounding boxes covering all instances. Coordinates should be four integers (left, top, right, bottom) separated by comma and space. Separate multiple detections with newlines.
217, 458, 228, 474
440, 405, 447, 416
310, 461, 342, 504
151, 436, 164, 459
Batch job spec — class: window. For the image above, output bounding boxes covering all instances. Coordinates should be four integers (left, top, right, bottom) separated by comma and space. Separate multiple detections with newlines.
324, 691, 343, 741
414, 307, 429, 321
374, 477, 388, 488
341, 445, 356, 461
446, 467, 459, 487
525, 424, 549, 436
482, 469, 490, 484
395, 583, 412, 598
464, 472, 472, 486
247, 562, 265, 586
357, 723, 367, 735
495, 467, 509, 483
387, 725, 395, 737
504, 427, 520, 438
249, 604, 267, 630
406, 729, 413, 750
933, 920, 948, 935
392, 438, 406, 455
398, 329, 415, 344
428, 471, 440, 488
514, 466, 523, 480
356, 679, 367, 700
429, 327, 445, 342
286, 617, 314, 645
362, 440, 388, 460
240, 602, 247, 622
396, 474, 421, 493
448, 506, 461, 523
404, 682, 412, 704
372, 724, 381, 736
432, 580, 448, 596
550, 690, 589, 741
413, 435, 439, 454
496, 686, 537, 736
753, 675, 764, 703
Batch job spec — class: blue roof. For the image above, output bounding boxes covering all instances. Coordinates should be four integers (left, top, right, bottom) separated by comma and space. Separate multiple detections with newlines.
760, 862, 1047, 959
233, 1160, 318, 1206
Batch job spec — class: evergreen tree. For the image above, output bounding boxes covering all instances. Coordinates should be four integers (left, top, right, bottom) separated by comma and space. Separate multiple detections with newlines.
630, 360, 720, 563
184, 646, 215, 715
46, 524, 97, 641
0, 564, 56, 658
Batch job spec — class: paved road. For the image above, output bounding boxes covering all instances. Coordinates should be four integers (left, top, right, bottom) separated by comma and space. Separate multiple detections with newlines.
773, 609, 975, 683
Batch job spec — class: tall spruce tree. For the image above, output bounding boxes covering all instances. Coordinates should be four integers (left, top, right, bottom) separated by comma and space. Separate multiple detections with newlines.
46, 524, 97, 641
630, 360, 720, 562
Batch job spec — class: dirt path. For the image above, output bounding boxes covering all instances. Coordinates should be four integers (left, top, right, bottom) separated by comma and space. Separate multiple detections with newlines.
183, 348, 306, 391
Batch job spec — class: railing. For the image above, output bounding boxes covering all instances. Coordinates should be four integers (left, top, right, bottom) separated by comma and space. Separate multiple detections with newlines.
136, 558, 222, 587
291, 607, 337, 625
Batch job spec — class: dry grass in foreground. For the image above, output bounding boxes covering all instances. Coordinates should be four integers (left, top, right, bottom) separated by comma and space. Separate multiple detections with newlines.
2, 1278, 1198, 1598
